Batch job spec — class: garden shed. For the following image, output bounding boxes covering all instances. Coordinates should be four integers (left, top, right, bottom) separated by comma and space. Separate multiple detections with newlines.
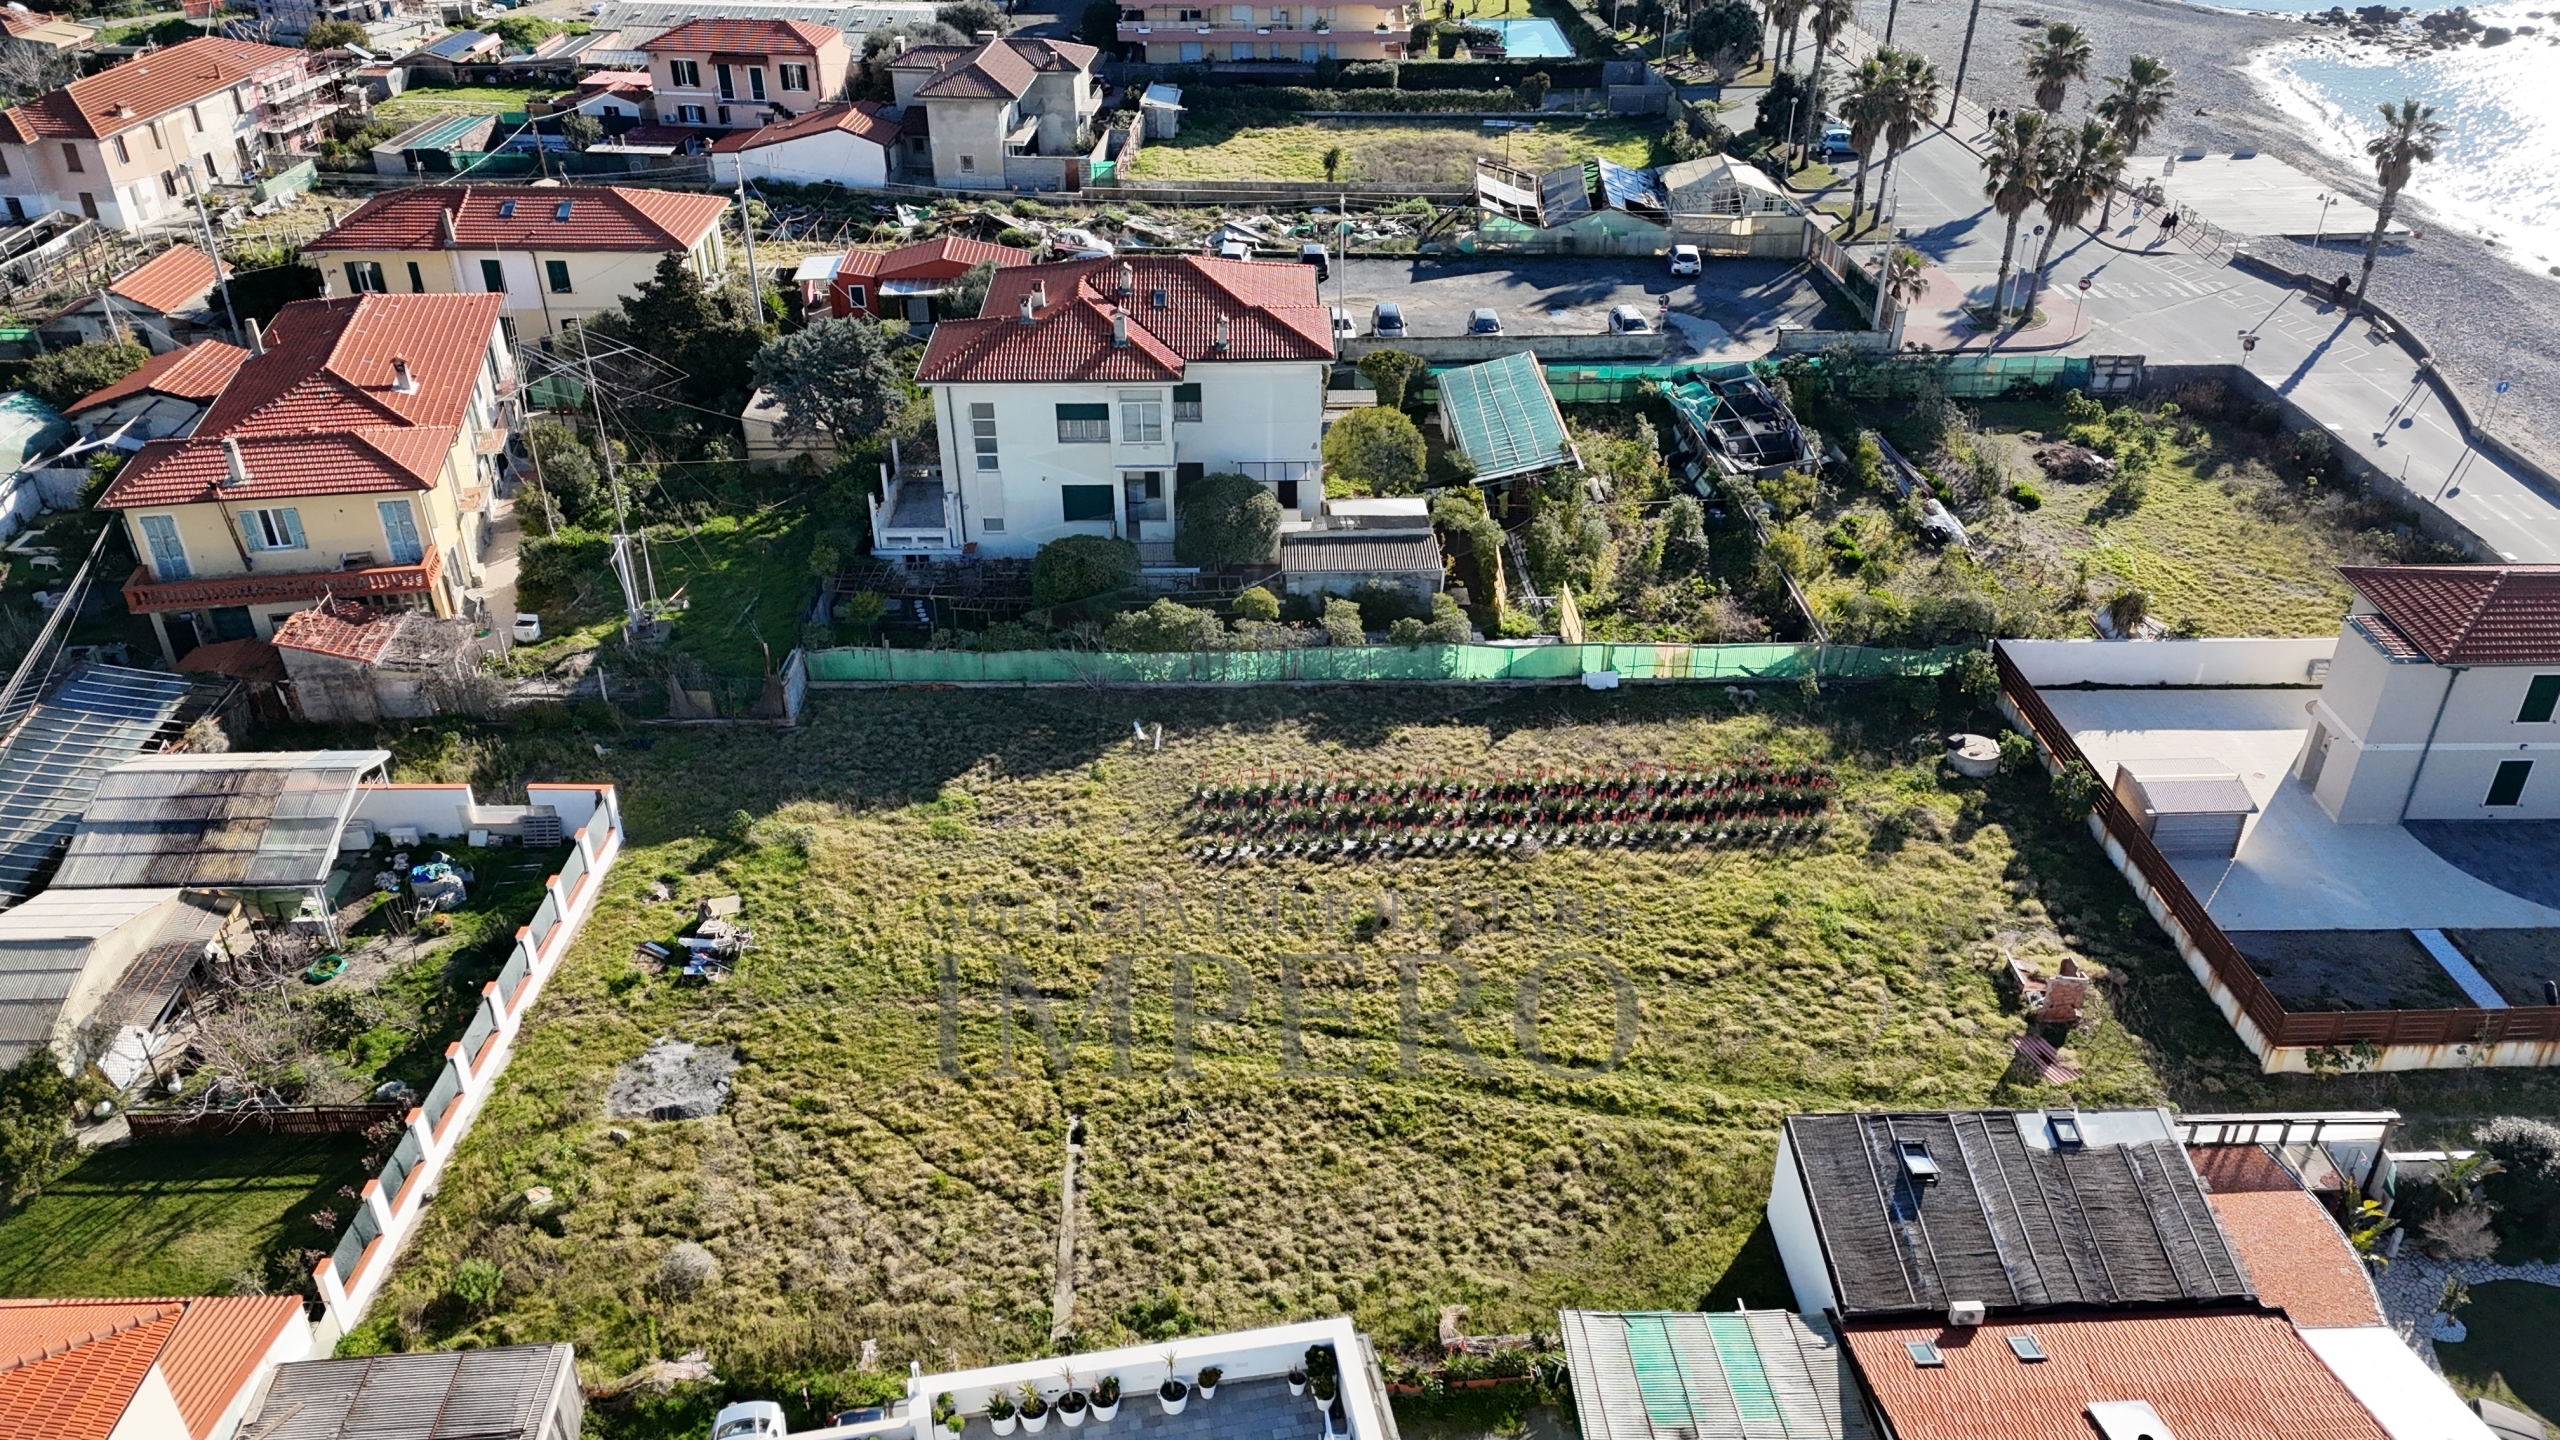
0, 886, 237, 1075
1437, 352, 1578, 483
2110, 758, 2258, 859
1279, 531, 1445, 601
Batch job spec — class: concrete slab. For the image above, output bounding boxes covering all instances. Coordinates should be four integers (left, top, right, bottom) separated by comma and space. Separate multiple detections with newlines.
2124, 152, 2408, 241
2042, 687, 2560, 932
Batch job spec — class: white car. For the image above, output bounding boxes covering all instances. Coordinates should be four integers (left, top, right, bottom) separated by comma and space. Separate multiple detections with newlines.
512, 612, 542, 643
1669, 244, 1701, 276
712, 1402, 786, 1440
1216, 238, 1251, 261
1607, 304, 1652, 334
1330, 307, 1356, 340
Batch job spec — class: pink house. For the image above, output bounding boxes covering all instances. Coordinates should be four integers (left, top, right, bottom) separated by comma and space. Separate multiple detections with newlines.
641, 19, 849, 132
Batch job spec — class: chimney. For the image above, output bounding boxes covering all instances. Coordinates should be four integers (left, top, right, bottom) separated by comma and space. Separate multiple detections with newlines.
222, 437, 250, 488
1213, 315, 1230, 351
1111, 307, 1128, 347
974, 28, 998, 40
391, 356, 417, 394
113, 102, 132, 118
439, 208, 458, 247
1116, 261, 1133, 295
1018, 292, 1036, 324
244, 317, 264, 356
1030, 281, 1047, 310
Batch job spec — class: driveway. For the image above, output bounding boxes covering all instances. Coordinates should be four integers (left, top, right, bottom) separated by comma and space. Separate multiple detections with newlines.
1327, 256, 1841, 344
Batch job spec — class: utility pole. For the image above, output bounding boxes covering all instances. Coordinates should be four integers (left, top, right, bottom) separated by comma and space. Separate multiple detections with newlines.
734, 172, 761, 319
181, 164, 242, 346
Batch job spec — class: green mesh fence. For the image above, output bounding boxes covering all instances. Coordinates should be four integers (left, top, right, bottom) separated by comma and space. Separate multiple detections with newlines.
804, 643, 1970, 685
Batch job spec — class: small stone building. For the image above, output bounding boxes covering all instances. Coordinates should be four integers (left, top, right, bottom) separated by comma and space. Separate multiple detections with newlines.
272, 600, 481, 722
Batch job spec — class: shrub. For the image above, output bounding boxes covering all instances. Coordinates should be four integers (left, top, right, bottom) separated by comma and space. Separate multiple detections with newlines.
1321, 597, 1367, 646
1356, 349, 1428, 412
1430, 489, 1503, 605
0, 1050, 83, 1206
1031, 535, 1139, 605
1939, 648, 1997, 712
661, 1241, 720, 1297
22, 340, 147, 410
2007, 481, 2045, 510
2106, 473, 2149, 511
1173, 472, 1281, 566
2290, 428, 2334, 478
1847, 432, 1887, 493
1232, 585, 1281, 622
1758, 468, 1817, 520
1996, 729, 2038, 773
1658, 495, 1711, 579
1348, 579, 1431, 625
2049, 763, 2104, 822
2477, 1117, 2560, 1259
449, 1258, 503, 1311
1387, 593, 1470, 646
1105, 598, 1223, 652
2106, 589, 2151, 637
1322, 406, 1427, 494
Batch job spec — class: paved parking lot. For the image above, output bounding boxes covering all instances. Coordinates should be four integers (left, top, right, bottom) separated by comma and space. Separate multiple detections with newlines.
1324, 256, 1841, 343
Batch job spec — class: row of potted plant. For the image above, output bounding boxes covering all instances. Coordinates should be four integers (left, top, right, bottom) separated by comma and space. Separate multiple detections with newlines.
1189, 812, 1832, 862
966, 1365, 1226, 1436
1193, 760, 1833, 812
1190, 790, 1837, 835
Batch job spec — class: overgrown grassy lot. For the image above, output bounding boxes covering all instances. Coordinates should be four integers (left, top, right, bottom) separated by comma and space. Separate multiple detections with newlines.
1126, 117, 1654, 185
313, 684, 2560, 1434
377, 86, 547, 123
0, 1135, 369, 1298
510, 510, 819, 688
2437, 1281, 2560, 1433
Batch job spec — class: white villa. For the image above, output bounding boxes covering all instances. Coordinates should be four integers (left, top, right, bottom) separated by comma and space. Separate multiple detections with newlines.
905, 255, 1335, 561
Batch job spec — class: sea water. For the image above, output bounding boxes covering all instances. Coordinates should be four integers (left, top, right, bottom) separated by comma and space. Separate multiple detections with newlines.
2236, 2, 2560, 275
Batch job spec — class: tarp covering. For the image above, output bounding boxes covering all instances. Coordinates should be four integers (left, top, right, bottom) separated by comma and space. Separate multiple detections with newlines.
806, 643, 1971, 685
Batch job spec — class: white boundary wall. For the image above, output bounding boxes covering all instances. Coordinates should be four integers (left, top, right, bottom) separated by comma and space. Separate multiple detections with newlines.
1999, 638, 2338, 689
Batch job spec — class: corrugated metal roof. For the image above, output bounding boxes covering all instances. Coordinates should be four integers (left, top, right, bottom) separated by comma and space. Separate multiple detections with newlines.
0, 667, 202, 909
2114, 760, 2256, 817
1562, 1310, 1875, 1440
245, 1343, 574, 1440
51, 750, 386, 892
1438, 351, 1574, 482
1280, 531, 1444, 576
1784, 1110, 2254, 1319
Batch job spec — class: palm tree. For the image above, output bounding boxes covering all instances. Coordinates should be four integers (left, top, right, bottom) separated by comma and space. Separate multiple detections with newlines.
1843, 56, 1891, 231
2026, 118, 2124, 307
1767, 0, 1807, 67
1867, 49, 1941, 234
1949, 0, 1985, 116
2356, 96, 2443, 301
1875, 245, 1926, 329
2093, 56, 2174, 226
1803, 0, 1856, 155
2024, 22, 2092, 114
1981, 109, 2049, 323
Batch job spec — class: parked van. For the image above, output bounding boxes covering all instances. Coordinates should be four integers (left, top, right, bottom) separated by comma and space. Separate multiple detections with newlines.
1298, 243, 1330, 281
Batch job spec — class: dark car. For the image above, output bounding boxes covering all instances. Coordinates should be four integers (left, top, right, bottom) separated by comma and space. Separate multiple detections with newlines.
1372, 302, 1406, 338
1469, 308, 1503, 335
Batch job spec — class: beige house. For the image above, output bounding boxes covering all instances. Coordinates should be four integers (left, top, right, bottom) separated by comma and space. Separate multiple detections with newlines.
1116, 0, 1412, 62
887, 35, 1101, 191
96, 291, 513, 664
301, 183, 730, 338
642, 17, 851, 131
0, 36, 330, 232
2298, 564, 2560, 822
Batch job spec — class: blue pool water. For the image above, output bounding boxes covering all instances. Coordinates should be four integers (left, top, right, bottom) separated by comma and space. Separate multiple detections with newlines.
1482, 17, 1574, 57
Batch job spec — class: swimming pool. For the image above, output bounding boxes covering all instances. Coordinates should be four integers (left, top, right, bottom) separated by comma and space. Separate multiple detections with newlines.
1481, 16, 1574, 57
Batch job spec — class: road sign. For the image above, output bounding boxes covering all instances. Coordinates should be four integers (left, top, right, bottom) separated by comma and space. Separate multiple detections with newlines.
2497, 380, 2511, 394
2078, 275, 2092, 291
2240, 333, 2257, 353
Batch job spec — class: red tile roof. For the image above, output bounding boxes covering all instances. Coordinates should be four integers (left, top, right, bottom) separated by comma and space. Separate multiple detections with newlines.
708, 99, 898, 152
271, 599, 397, 662
2188, 1142, 2307, 1195
97, 292, 503, 510
836, 235, 1032, 281
304, 184, 728, 255
0, 1296, 300, 1440
896, 35, 1095, 99
108, 244, 228, 316
0, 9, 67, 37
155, 1296, 304, 1439
2204, 1189, 2385, 1328
1, 37, 304, 142
640, 17, 838, 54
2339, 564, 2560, 665
1841, 1312, 2392, 1440
916, 255, 1331, 384
176, 637, 287, 685
66, 339, 249, 414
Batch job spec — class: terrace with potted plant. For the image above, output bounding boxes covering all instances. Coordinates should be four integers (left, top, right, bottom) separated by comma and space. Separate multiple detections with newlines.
847, 1319, 1387, 1440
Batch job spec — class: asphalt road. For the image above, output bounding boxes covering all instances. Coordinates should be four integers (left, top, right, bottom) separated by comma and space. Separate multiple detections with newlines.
1324, 255, 1840, 341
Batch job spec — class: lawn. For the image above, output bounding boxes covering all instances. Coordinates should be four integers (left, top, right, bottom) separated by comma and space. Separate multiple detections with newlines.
378, 85, 547, 124
2437, 1281, 2560, 1434
1127, 118, 1657, 186
510, 509, 820, 689
286, 681, 2544, 1432
0, 1135, 370, 1297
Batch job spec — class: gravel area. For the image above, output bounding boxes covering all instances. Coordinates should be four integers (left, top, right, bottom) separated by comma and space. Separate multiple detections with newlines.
1869, 0, 2560, 476
606, 1038, 736, 1121
2373, 1251, 2560, 1370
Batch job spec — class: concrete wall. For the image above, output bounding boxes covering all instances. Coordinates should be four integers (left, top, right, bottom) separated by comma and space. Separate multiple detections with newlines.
1997, 637, 2338, 689
1339, 333, 1663, 365
1764, 1131, 1835, 1318
712, 129, 888, 188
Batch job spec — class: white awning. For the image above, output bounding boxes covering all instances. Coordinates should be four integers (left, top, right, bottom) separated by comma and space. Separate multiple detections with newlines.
793, 254, 843, 282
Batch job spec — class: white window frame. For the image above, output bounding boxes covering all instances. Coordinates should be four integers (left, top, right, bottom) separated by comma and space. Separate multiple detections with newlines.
669, 58, 700, 87
241, 507, 304, 552
677, 104, 707, 124
1119, 391, 1164, 444
970, 401, 999, 471
780, 62, 810, 90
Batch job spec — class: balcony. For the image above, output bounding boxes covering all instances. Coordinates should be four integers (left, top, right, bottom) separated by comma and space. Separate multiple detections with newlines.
869, 470, 958, 555
122, 547, 443, 613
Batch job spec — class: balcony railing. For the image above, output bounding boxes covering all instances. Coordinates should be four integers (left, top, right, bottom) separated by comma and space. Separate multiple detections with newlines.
122, 547, 443, 612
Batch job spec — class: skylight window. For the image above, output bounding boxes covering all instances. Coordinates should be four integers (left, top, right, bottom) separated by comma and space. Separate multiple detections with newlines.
2048, 1112, 2084, 1148
2008, 1333, 2047, 1362
498, 199, 517, 218
1897, 1138, 1940, 1184
1905, 1342, 1943, 1368
556, 201, 573, 221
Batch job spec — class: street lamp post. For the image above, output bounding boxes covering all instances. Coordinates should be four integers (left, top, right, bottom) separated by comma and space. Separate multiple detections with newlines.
2311, 191, 2336, 255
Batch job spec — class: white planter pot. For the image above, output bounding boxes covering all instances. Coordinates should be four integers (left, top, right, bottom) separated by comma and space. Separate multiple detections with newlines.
992, 1418, 1018, 1437
1197, 1384, 1218, 1401
1159, 1388, 1189, 1416
1061, 1404, 1088, 1429
1092, 1402, 1120, 1422
1288, 1380, 1307, 1398
1024, 1413, 1049, 1434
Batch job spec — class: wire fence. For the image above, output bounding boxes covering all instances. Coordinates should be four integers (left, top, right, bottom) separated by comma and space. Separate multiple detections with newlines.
806, 642, 1972, 685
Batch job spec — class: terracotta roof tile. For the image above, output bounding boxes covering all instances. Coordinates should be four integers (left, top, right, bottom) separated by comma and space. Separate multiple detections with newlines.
2339, 564, 2560, 665
108, 244, 228, 316
305, 184, 728, 255
271, 599, 397, 662
97, 292, 500, 510
176, 638, 288, 685
0, 1302, 182, 1440
640, 17, 837, 53
708, 100, 898, 152
914, 36, 1037, 98
1, 37, 304, 142
2188, 1143, 2306, 1195
917, 255, 1331, 383
1842, 1311, 2392, 1440
2204, 1189, 2385, 1328
67, 339, 248, 414
158, 1296, 303, 1440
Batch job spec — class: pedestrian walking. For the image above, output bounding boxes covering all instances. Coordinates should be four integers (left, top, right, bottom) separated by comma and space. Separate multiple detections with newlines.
2330, 272, 2353, 308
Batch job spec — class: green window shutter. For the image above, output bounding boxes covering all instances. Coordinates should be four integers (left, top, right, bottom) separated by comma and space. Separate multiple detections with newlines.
278, 508, 304, 549
2486, 759, 2534, 807
1056, 404, 1109, 421
1173, 383, 1201, 402
1061, 485, 1115, 522
407, 260, 424, 293
240, 512, 264, 551
481, 259, 506, 293
2520, 674, 2560, 724
546, 260, 573, 294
